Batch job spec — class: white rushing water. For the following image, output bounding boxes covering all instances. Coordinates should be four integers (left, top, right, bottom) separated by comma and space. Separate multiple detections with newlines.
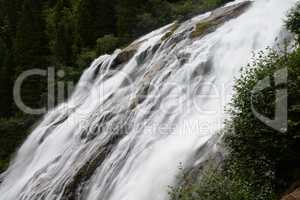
0, 0, 297, 199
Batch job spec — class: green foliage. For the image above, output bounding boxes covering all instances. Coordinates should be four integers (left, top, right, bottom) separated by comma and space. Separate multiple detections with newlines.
75, 49, 97, 69
286, 2, 300, 41
46, 0, 78, 65
171, 0, 232, 21
96, 35, 119, 55
0, 116, 37, 173
224, 47, 300, 193
115, 0, 144, 39
170, 168, 276, 200
15, 0, 50, 68
170, 41, 300, 200
172, 0, 195, 19
136, 13, 158, 35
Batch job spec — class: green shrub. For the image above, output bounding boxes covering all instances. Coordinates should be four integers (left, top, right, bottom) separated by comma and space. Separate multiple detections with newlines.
76, 49, 97, 68
0, 116, 37, 173
96, 35, 119, 55
170, 167, 275, 200
136, 13, 158, 35
224, 46, 300, 193
173, 0, 195, 18
286, 2, 300, 41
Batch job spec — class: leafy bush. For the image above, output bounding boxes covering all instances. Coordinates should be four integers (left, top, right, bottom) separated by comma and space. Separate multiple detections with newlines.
136, 13, 158, 35
170, 167, 275, 200
0, 116, 37, 173
224, 46, 300, 193
286, 2, 300, 41
75, 49, 97, 68
96, 35, 119, 55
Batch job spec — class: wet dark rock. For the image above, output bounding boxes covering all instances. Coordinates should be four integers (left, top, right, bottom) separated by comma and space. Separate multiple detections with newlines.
92, 59, 106, 80
136, 42, 163, 65
80, 112, 116, 142
151, 43, 161, 55
136, 46, 151, 65
176, 52, 191, 66
61, 133, 124, 200
88, 113, 115, 141
129, 62, 164, 110
168, 33, 186, 46
110, 43, 140, 69
129, 83, 150, 110
191, 58, 213, 79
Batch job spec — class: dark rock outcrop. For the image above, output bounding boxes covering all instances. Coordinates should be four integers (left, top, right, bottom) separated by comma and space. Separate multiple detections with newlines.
61, 133, 124, 200
111, 43, 140, 69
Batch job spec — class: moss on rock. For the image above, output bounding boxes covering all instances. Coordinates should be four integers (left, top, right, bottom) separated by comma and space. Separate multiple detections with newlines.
191, 21, 216, 38
190, 1, 252, 39
161, 22, 180, 41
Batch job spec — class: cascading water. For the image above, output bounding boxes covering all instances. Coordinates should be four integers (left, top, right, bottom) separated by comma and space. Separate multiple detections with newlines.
0, 0, 297, 199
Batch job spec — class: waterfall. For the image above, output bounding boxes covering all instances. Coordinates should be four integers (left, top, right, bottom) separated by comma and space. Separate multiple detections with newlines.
0, 0, 296, 199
